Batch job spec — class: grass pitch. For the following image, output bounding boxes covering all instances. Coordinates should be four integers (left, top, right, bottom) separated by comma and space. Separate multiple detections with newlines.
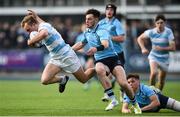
0, 79, 180, 116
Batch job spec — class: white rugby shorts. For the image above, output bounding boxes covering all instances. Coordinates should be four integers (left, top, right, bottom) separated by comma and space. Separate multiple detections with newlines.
149, 57, 169, 72
49, 50, 81, 73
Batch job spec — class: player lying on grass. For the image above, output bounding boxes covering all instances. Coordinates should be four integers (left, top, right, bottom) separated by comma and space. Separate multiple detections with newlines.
122, 73, 180, 113
21, 10, 95, 93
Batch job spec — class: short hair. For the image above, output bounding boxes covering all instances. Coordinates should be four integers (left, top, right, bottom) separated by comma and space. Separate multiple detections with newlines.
127, 73, 140, 80
155, 14, 166, 22
106, 3, 117, 16
21, 15, 37, 28
85, 9, 101, 19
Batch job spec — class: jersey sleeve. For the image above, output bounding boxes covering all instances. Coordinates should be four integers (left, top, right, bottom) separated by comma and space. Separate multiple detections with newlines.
114, 20, 125, 35
167, 28, 175, 41
97, 29, 110, 41
38, 23, 52, 32
81, 32, 88, 44
144, 29, 151, 38
143, 85, 156, 97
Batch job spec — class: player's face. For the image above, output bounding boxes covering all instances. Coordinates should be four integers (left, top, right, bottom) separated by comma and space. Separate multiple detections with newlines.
85, 14, 96, 28
105, 8, 114, 18
155, 19, 165, 32
24, 23, 37, 34
127, 78, 140, 92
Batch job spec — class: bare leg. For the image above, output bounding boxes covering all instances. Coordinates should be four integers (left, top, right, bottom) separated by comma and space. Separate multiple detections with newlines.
41, 63, 62, 85
157, 69, 166, 91
95, 63, 112, 89
149, 61, 158, 86
73, 66, 95, 83
112, 66, 134, 99
95, 62, 118, 111
112, 65, 142, 114
83, 57, 95, 89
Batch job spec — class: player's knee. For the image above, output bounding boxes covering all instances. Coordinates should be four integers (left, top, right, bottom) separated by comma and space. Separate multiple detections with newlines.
81, 80, 86, 84
78, 78, 86, 84
41, 77, 49, 85
41, 80, 49, 85
96, 68, 106, 77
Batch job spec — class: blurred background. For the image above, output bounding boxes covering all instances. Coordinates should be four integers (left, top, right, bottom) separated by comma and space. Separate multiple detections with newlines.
0, 0, 180, 80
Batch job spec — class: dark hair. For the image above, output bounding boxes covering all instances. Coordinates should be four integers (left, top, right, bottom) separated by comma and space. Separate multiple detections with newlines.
155, 14, 166, 22
127, 73, 140, 80
106, 3, 117, 16
85, 9, 101, 19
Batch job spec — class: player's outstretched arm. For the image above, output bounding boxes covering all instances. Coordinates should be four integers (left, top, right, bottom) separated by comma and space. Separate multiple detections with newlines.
27, 10, 45, 23
72, 42, 85, 51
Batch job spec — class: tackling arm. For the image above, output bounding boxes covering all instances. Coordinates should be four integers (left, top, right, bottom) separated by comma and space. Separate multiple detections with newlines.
72, 42, 85, 51
86, 40, 109, 56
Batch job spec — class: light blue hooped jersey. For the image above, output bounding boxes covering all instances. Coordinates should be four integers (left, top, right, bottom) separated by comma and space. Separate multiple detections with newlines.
38, 22, 71, 58
99, 17, 125, 53
144, 27, 174, 63
123, 84, 158, 108
82, 24, 117, 61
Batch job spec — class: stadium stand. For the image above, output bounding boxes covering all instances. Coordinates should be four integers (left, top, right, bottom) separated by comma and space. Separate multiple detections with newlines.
0, 0, 180, 73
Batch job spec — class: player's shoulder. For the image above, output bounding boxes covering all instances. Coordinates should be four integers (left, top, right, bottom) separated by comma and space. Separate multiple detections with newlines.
39, 22, 52, 28
140, 83, 148, 89
147, 28, 155, 32
140, 84, 153, 92
99, 18, 106, 24
96, 26, 109, 34
77, 32, 85, 40
113, 18, 121, 23
165, 26, 172, 30
110, 17, 121, 25
165, 26, 173, 33
144, 28, 156, 35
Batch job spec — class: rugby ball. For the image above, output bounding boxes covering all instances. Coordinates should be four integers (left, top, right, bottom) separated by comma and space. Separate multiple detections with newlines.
30, 31, 38, 39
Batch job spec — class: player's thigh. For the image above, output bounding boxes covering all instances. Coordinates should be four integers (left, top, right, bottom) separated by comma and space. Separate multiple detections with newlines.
149, 60, 158, 73
112, 65, 127, 83
42, 63, 61, 81
95, 62, 106, 76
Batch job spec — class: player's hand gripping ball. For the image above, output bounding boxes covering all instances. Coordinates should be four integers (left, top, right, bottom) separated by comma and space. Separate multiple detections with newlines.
29, 31, 43, 48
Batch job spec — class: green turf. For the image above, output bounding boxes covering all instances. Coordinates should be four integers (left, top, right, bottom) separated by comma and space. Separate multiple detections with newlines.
0, 80, 180, 116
